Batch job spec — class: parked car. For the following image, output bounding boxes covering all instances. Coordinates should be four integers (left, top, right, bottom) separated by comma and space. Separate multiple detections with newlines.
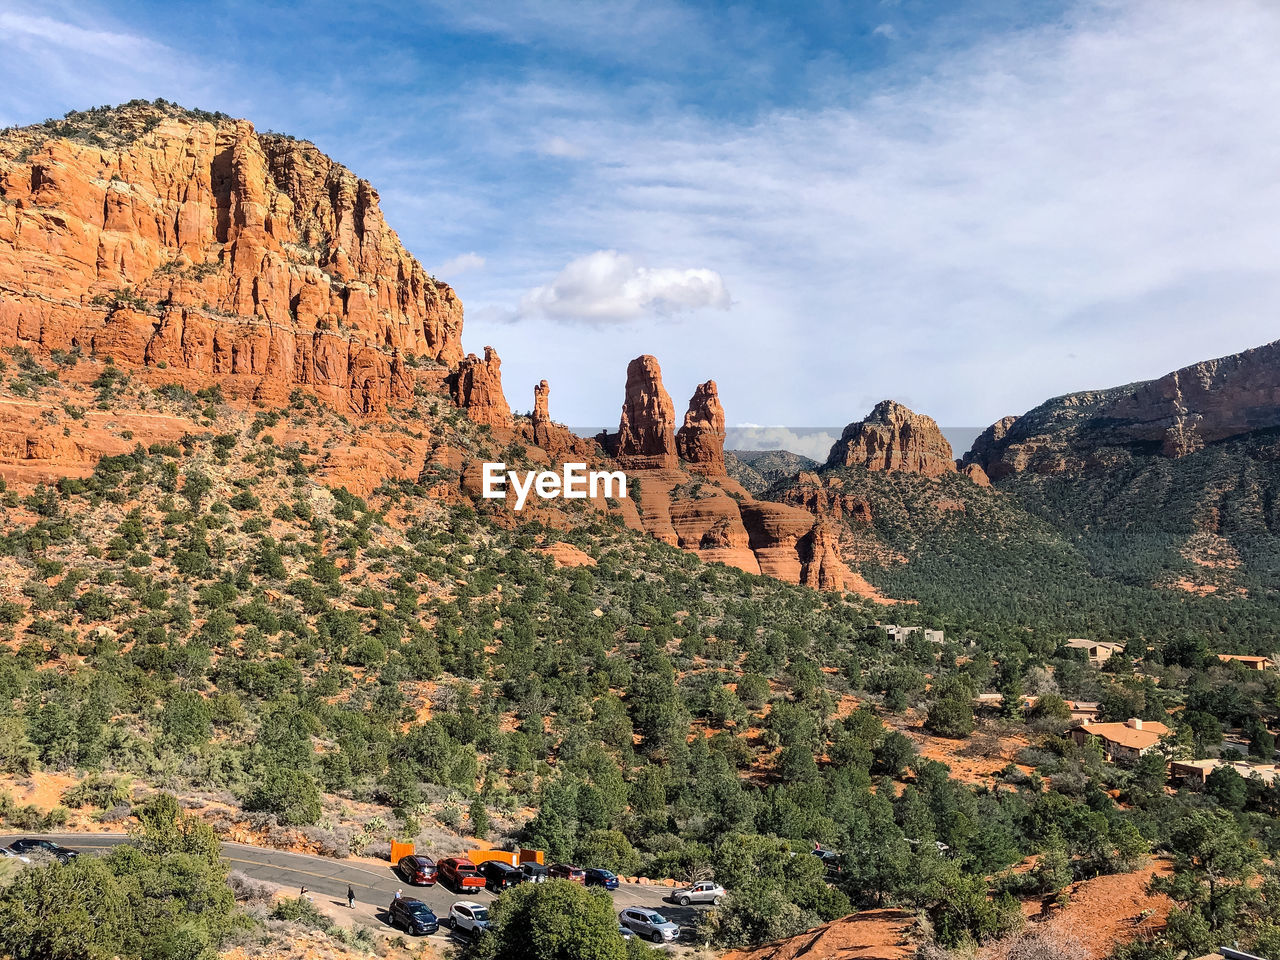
448, 901, 490, 938
619, 906, 680, 944
671, 880, 725, 906
397, 854, 437, 886
438, 857, 486, 892
584, 867, 619, 890
548, 863, 586, 884
618, 924, 633, 941
519, 862, 549, 884
388, 898, 439, 936
0, 848, 30, 864
9, 839, 77, 863
479, 860, 523, 892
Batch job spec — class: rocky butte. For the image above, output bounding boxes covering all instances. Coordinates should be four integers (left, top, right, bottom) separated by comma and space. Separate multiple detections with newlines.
826, 399, 957, 477
0, 101, 463, 415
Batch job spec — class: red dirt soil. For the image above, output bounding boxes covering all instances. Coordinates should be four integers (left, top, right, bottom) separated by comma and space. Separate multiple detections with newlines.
985, 859, 1174, 960
722, 909, 915, 960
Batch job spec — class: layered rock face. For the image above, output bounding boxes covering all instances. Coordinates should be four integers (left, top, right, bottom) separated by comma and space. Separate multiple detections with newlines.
826, 400, 957, 477
963, 338, 1280, 478
676, 380, 727, 475
608, 355, 679, 470
451, 346, 512, 433
0, 102, 464, 414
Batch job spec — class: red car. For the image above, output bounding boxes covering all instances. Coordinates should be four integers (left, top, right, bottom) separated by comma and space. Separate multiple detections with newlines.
438, 857, 486, 891
548, 863, 586, 884
397, 854, 437, 886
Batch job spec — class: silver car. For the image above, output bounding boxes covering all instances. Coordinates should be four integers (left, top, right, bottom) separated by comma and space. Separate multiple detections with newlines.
620, 907, 680, 944
671, 880, 725, 906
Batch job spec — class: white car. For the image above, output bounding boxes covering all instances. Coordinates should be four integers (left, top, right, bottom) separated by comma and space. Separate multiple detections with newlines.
671, 880, 725, 906
0, 848, 29, 864
449, 901, 490, 938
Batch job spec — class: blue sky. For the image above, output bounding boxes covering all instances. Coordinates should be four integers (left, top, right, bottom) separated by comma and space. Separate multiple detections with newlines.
5, 1, 1280, 439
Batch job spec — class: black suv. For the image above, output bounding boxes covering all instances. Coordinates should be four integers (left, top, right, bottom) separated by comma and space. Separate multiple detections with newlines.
9, 839, 78, 863
479, 860, 523, 892
388, 897, 439, 936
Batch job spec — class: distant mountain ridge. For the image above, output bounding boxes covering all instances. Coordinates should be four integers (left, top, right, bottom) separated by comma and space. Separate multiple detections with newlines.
963, 337, 1280, 479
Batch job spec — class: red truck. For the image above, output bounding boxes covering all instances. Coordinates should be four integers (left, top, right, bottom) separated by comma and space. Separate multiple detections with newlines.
438, 857, 486, 892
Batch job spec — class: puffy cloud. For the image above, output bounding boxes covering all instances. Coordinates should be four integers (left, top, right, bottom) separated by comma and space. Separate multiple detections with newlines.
519, 250, 731, 324
433, 252, 486, 277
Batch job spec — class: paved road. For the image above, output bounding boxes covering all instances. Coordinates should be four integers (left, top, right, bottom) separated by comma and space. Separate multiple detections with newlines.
1, 833, 704, 944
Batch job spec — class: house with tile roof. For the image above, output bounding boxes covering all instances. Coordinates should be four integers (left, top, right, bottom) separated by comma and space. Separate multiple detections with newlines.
1070, 717, 1169, 763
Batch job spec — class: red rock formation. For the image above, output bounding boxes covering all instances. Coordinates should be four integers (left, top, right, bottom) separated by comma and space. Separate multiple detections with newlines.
531, 380, 552, 447
0, 102, 463, 415
452, 346, 512, 434
516, 378, 598, 461
780, 472, 873, 523
613, 355, 678, 470
961, 463, 991, 487
676, 380, 727, 476
827, 401, 956, 477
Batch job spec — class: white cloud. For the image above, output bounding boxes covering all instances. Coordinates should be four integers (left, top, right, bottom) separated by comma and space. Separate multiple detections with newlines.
726, 427, 838, 462
872, 23, 898, 39
540, 135, 585, 158
433, 252, 486, 277
518, 250, 731, 324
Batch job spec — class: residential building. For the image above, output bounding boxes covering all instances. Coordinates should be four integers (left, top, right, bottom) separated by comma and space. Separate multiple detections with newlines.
1064, 638, 1125, 667
1071, 717, 1169, 762
1066, 700, 1101, 725
1170, 758, 1280, 787
1215, 654, 1275, 671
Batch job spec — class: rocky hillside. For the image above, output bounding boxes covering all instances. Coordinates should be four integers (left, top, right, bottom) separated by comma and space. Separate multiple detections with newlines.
963, 337, 1280, 478
726, 449, 819, 495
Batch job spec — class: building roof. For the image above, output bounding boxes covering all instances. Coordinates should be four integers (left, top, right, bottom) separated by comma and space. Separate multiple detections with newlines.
1216, 654, 1272, 665
1078, 719, 1169, 751
1170, 758, 1280, 785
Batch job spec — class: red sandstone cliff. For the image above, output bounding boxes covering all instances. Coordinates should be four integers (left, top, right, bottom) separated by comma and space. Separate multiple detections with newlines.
605, 355, 679, 470
0, 102, 463, 414
827, 400, 956, 477
676, 380, 727, 476
451, 346, 513, 434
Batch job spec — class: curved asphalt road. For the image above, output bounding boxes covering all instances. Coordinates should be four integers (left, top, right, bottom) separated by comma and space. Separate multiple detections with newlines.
0, 833, 704, 942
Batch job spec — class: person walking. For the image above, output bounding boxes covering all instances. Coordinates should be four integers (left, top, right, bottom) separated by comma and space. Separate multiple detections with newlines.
347, 884, 355, 909
395, 888, 402, 900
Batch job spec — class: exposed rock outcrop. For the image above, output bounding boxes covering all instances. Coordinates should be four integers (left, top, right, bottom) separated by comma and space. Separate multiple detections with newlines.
516, 378, 598, 461
961, 463, 991, 487
451, 346, 512, 434
608, 355, 679, 470
963, 338, 1280, 478
0, 101, 463, 414
826, 400, 956, 476
778, 472, 874, 523
676, 380, 727, 475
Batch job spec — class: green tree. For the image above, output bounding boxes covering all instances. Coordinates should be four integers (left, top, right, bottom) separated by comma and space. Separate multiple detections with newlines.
1154, 810, 1262, 938
473, 879, 626, 960
246, 767, 322, 825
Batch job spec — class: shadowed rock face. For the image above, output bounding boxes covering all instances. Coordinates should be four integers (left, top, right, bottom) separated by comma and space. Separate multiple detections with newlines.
826, 400, 956, 477
676, 380, 727, 475
0, 102, 463, 414
612, 355, 679, 470
451, 346, 512, 433
963, 338, 1280, 478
